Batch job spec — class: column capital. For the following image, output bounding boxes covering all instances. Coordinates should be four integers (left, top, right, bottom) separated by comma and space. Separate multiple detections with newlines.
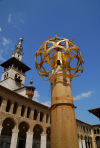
0, 126, 3, 136
26, 131, 34, 135
12, 128, 19, 133
41, 132, 47, 136
10, 128, 19, 148
0, 126, 3, 130
25, 131, 33, 148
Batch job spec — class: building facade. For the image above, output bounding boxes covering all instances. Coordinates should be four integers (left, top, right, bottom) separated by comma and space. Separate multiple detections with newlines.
0, 37, 100, 148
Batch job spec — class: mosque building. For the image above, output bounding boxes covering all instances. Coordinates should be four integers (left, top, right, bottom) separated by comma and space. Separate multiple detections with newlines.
0, 36, 100, 148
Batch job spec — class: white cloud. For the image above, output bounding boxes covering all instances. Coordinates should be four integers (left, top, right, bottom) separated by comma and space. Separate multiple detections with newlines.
8, 14, 12, 23
73, 91, 92, 100
32, 91, 40, 102
0, 49, 3, 53
20, 19, 25, 23
33, 98, 40, 102
3, 38, 12, 46
2, 37, 13, 54
0, 54, 6, 61
42, 101, 51, 107
34, 91, 40, 98
32, 91, 51, 107
0, 28, 1, 32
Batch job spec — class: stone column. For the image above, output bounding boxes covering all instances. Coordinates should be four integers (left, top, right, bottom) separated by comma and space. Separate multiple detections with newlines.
43, 114, 46, 123
16, 106, 21, 116
30, 110, 34, 120
91, 129, 97, 148
10, 128, 19, 148
50, 66, 79, 148
0, 126, 3, 136
9, 103, 14, 113
25, 132, 33, 148
89, 142, 92, 148
82, 139, 86, 148
48, 115, 50, 124
37, 112, 40, 121
86, 142, 89, 148
24, 107, 27, 118
2, 100, 7, 111
40, 132, 47, 148
78, 139, 82, 148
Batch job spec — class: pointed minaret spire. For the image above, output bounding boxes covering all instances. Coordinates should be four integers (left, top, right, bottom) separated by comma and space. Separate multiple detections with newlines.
30, 77, 33, 86
12, 36, 24, 61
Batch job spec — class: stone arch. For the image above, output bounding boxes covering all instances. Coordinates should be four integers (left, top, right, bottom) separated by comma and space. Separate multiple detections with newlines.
34, 109, 38, 120
80, 134, 83, 140
46, 127, 51, 140
33, 124, 43, 140
18, 121, 30, 138
0, 96, 3, 108
13, 102, 18, 114
6, 99, 12, 112
40, 111, 44, 122
1, 117, 15, 136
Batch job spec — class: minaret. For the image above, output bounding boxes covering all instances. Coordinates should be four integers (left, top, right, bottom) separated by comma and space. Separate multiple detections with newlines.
12, 36, 23, 61
0, 36, 30, 90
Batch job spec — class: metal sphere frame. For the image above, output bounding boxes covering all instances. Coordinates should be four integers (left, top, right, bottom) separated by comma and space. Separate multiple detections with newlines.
35, 35, 84, 81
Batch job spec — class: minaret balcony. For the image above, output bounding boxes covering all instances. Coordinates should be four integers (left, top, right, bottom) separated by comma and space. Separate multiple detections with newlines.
15, 77, 22, 82
26, 90, 34, 98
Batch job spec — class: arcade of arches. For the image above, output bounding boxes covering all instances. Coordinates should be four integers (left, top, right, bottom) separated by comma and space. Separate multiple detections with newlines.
0, 87, 100, 148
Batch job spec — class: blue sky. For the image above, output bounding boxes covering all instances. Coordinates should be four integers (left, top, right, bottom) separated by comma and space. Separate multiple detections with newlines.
0, 0, 100, 125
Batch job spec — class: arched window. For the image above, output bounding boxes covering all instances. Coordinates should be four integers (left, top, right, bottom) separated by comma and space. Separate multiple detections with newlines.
18, 121, 29, 138
21, 105, 26, 116
13, 102, 18, 114
27, 107, 31, 118
94, 129, 96, 134
15, 73, 21, 82
6, 100, 11, 112
33, 124, 43, 140
4, 72, 9, 79
97, 129, 99, 134
83, 127, 85, 133
1, 118, 15, 136
40, 112, 44, 122
0, 96, 3, 108
34, 109, 38, 120
46, 114, 49, 123
46, 127, 51, 140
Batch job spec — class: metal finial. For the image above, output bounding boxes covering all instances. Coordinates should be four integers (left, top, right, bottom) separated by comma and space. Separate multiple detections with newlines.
30, 78, 33, 86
